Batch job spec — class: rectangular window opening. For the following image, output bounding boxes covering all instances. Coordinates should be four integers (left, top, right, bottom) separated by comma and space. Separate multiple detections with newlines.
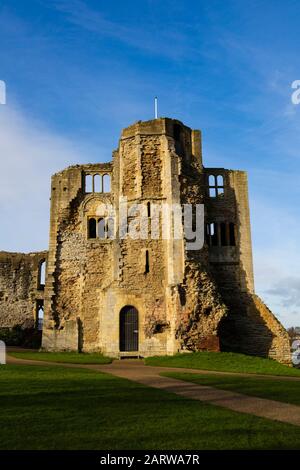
229, 223, 236, 246
220, 222, 227, 246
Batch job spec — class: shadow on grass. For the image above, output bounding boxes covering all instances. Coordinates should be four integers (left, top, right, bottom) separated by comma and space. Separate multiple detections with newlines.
1, 364, 300, 450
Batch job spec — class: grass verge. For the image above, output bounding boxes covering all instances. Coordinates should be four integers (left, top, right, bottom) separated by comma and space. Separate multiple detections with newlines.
162, 372, 300, 406
145, 352, 300, 377
0, 364, 300, 450
9, 351, 112, 364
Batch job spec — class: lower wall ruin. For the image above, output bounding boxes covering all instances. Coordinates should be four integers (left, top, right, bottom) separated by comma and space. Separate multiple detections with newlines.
0, 251, 47, 329
42, 319, 78, 351
218, 292, 291, 365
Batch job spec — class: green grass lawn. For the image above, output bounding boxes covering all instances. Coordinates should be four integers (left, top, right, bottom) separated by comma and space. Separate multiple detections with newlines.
162, 372, 300, 406
9, 351, 113, 364
145, 352, 300, 377
1, 364, 300, 449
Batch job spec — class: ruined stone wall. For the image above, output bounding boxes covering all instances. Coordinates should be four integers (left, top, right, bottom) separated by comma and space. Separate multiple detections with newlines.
0, 251, 47, 328
205, 169, 254, 291
175, 156, 228, 352
141, 135, 162, 198
42, 163, 114, 351
205, 169, 290, 364
120, 137, 138, 198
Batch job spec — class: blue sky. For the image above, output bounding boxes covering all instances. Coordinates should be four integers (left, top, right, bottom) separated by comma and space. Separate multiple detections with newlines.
0, 0, 300, 327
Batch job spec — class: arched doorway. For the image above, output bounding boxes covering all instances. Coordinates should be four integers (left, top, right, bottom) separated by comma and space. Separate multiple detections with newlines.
119, 306, 139, 352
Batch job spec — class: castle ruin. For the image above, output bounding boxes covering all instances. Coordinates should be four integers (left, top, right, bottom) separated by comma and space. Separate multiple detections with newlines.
0, 118, 291, 363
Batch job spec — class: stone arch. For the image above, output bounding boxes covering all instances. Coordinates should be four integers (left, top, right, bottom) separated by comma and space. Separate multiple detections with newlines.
102, 174, 111, 193
85, 174, 93, 193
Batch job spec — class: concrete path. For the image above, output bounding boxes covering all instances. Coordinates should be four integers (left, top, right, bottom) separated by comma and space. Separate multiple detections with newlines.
6, 355, 300, 427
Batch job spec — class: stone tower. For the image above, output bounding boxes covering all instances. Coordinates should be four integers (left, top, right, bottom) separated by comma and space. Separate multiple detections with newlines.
38, 118, 290, 363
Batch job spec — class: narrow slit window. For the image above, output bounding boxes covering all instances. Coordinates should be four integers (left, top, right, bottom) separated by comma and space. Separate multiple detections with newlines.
38, 260, 46, 289
38, 307, 44, 331
207, 222, 218, 246
36, 301, 44, 331
88, 218, 97, 238
145, 250, 150, 274
103, 174, 111, 193
229, 223, 236, 246
211, 223, 218, 246
147, 202, 151, 218
192, 215, 196, 233
94, 174, 101, 192
85, 174, 93, 193
220, 222, 227, 246
205, 224, 210, 245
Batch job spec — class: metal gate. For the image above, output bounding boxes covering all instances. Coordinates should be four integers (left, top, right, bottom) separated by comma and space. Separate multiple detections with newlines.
119, 306, 139, 352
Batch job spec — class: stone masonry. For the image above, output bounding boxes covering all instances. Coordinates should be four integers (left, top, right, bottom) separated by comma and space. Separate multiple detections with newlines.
0, 118, 291, 364
0, 251, 47, 329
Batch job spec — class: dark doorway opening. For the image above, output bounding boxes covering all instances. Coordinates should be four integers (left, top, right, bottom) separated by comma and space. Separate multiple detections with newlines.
119, 306, 139, 352
36, 300, 44, 331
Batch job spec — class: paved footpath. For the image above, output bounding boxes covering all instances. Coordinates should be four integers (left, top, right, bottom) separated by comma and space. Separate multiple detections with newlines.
7, 355, 300, 427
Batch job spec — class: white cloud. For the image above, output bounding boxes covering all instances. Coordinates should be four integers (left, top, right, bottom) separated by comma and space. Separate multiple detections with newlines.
0, 103, 96, 252
251, 193, 300, 328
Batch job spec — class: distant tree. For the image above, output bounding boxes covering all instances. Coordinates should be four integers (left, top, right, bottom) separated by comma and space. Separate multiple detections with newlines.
287, 327, 300, 340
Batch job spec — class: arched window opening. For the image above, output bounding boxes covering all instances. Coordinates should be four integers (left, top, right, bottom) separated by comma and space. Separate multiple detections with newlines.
36, 300, 44, 331
38, 307, 44, 331
94, 174, 101, 192
209, 175, 215, 186
98, 218, 106, 239
102, 174, 111, 193
88, 218, 97, 238
38, 260, 46, 289
217, 175, 224, 186
85, 174, 93, 193
145, 250, 150, 274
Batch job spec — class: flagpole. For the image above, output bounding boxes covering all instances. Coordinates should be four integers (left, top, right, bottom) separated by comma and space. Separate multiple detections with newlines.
154, 96, 158, 119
